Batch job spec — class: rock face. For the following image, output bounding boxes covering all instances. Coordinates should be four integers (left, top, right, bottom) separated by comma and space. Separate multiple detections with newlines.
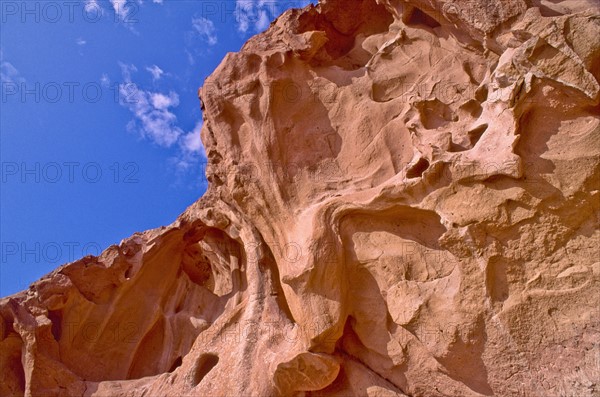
2, 0, 599, 396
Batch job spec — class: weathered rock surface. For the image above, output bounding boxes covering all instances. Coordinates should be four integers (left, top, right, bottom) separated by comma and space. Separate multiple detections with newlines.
1, 0, 599, 396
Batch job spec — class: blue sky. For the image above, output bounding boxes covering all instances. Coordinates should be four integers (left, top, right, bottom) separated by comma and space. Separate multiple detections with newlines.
0, 0, 312, 297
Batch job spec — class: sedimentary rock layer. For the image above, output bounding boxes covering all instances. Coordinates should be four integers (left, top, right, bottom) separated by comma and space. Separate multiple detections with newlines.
1, 0, 599, 396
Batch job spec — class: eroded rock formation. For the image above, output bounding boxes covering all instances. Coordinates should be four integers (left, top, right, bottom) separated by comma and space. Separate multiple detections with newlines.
1, 0, 599, 396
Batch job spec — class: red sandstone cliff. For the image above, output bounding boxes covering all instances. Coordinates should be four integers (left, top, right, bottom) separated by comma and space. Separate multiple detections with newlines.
1, 0, 599, 396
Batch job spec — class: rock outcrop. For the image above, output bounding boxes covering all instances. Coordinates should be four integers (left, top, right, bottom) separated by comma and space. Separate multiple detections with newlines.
1, 0, 599, 396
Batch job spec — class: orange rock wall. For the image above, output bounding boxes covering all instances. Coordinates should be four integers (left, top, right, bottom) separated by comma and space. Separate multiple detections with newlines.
1, 0, 599, 396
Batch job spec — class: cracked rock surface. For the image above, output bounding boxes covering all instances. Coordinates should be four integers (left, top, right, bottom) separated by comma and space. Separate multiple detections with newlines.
1, 0, 599, 396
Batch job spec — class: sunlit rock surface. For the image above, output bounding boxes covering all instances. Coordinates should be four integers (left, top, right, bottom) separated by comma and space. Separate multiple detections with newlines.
1, 0, 599, 396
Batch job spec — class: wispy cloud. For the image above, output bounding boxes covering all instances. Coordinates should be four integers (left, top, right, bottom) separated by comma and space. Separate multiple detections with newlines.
100, 73, 110, 88
175, 121, 206, 171
146, 65, 164, 81
256, 9, 270, 31
123, 92, 182, 146
234, 0, 314, 33
150, 92, 179, 110
110, 0, 142, 34
0, 50, 24, 84
181, 121, 203, 154
185, 49, 195, 66
84, 0, 101, 13
110, 0, 128, 19
87, 0, 164, 18
119, 62, 138, 81
76, 38, 87, 46
235, 1, 253, 34
235, 0, 276, 33
118, 63, 205, 170
118, 62, 182, 147
192, 17, 218, 46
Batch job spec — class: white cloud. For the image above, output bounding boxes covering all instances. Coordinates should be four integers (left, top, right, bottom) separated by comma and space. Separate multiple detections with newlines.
176, 121, 206, 171
91, 0, 163, 18
76, 38, 87, 46
84, 0, 101, 13
123, 89, 182, 147
117, 63, 206, 174
111, 0, 127, 19
100, 73, 110, 88
110, 0, 146, 34
235, 0, 278, 33
185, 49, 195, 65
235, 1, 252, 33
181, 122, 203, 154
256, 9, 270, 31
150, 92, 179, 110
145, 65, 164, 81
0, 51, 24, 84
1, 61, 20, 83
123, 90, 183, 147
192, 17, 217, 46
119, 62, 138, 81
234, 0, 313, 33
118, 62, 182, 147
